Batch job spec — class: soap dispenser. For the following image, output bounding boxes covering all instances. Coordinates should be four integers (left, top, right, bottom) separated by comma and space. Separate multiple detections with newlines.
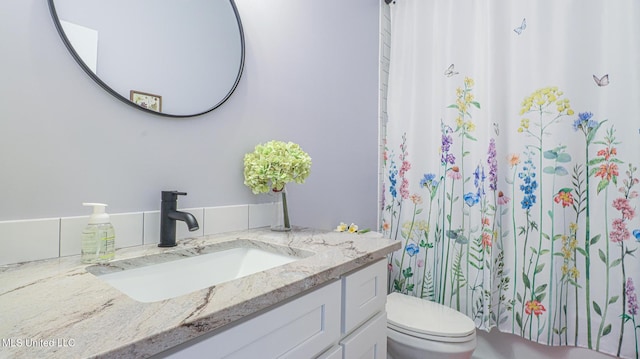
81, 203, 115, 264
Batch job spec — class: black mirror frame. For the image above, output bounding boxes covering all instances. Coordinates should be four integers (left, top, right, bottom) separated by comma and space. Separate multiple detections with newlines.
47, 0, 245, 118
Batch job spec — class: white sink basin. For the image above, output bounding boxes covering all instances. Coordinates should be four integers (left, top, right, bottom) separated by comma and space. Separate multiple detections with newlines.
87, 242, 308, 303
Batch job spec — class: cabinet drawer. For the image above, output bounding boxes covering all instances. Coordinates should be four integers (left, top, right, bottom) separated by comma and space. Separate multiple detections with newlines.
340, 311, 387, 359
342, 259, 387, 335
164, 280, 341, 359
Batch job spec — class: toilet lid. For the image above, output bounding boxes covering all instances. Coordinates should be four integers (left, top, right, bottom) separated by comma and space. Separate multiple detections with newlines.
386, 292, 476, 342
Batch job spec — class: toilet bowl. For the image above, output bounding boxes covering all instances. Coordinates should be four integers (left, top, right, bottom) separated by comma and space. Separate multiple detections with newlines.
386, 292, 477, 359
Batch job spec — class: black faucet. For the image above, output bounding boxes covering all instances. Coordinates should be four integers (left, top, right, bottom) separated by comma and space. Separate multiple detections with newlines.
159, 191, 200, 247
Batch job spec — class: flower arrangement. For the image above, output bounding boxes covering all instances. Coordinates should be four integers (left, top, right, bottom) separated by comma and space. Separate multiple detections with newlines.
335, 222, 370, 234
243, 141, 312, 194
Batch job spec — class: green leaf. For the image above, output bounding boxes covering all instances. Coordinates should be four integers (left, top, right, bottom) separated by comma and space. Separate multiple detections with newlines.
522, 273, 531, 289
543, 166, 557, 174
516, 312, 522, 328
535, 263, 545, 274
555, 167, 569, 176
586, 119, 607, 145
471, 101, 481, 109
393, 279, 403, 292
609, 295, 619, 304
587, 157, 605, 166
415, 208, 423, 215
568, 279, 583, 288
535, 284, 548, 294
597, 179, 609, 194
590, 234, 601, 246
577, 248, 587, 256
593, 301, 602, 316
598, 249, 607, 264
544, 150, 558, 159
402, 266, 414, 279
455, 235, 469, 245
447, 104, 459, 109
536, 293, 546, 302
557, 153, 572, 163
602, 324, 612, 336
610, 258, 622, 268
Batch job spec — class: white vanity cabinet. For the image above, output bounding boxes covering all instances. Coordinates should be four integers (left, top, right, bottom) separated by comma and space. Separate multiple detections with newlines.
338, 259, 388, 358
160, 259, 388, 359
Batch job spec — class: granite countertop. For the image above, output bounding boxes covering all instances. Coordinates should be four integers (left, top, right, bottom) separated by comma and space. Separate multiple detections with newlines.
0, 227, 399, 358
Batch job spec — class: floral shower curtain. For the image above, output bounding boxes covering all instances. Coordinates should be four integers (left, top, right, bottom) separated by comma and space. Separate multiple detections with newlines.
380, 1, 640, 358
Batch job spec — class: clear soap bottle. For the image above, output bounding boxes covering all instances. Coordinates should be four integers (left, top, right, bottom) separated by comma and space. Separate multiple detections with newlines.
81, 203, 115, 264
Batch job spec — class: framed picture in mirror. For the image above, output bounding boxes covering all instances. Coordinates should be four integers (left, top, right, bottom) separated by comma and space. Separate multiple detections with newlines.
130, 90, 162, 113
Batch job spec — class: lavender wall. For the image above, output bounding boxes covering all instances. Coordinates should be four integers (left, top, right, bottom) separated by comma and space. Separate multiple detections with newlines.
0, 0, 380, 231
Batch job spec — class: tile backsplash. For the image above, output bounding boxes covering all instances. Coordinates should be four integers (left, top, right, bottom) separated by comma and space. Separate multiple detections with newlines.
0, 204, 273, 266
0, 218, 60, 265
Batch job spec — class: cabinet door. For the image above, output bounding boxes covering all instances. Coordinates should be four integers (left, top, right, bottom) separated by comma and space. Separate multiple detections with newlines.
342, 259, 387, 335
163, 280, 341, 359
316, 345, 342, 359
340, 311, 387, 359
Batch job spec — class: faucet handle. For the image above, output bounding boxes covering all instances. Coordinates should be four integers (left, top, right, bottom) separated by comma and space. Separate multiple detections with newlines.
162, 191, 188, 201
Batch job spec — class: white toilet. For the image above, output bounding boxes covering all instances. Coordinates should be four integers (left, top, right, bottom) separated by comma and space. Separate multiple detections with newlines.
386, 292, 477, 359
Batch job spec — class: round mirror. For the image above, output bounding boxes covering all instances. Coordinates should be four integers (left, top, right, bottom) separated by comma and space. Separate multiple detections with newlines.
48, 0, 245, 117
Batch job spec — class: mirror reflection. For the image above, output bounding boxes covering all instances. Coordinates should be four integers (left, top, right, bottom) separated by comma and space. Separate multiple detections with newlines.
49, 0, 245, 117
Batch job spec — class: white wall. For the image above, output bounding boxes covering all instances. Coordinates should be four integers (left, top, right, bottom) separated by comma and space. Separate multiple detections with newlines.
0, 0, 380, 232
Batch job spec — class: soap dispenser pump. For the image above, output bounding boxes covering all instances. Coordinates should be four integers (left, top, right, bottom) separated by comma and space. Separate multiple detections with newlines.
81, 203, 115, 264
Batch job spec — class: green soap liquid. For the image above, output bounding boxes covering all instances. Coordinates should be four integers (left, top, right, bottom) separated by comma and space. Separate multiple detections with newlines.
81, 223, 115, 264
